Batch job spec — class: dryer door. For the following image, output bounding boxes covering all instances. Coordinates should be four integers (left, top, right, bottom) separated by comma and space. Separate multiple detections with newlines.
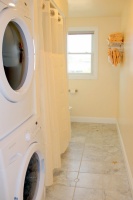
0, 8, 34, 102
15, 143, 45, 200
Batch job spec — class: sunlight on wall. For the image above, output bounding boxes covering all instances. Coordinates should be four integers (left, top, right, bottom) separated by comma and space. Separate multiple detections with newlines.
68, 17, 120, 119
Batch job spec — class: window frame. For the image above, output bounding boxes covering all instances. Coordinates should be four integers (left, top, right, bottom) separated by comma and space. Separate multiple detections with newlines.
67, 27, 98, 80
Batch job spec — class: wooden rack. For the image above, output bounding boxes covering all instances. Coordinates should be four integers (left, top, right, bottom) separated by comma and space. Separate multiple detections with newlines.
107, 40, 124, 49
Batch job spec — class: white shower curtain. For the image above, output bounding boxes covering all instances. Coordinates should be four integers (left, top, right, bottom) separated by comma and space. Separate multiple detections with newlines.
51, 13, 71, 154
38, 1, 55, 186
38, 0, 71, 186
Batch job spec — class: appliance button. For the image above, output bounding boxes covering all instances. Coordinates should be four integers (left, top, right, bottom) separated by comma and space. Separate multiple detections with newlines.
25, 132, 31, 142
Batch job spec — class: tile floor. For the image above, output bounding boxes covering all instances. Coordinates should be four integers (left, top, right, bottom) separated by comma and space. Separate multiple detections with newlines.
46, 122, 133, 200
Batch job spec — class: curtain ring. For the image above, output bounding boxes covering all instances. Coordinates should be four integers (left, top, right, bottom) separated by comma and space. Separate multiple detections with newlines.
42, 3, 45, 10
58, 17, 61, 22
24, 2, 27, 6
50, 10, 55, 16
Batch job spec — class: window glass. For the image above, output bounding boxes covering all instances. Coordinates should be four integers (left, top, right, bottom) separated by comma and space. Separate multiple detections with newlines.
68, 34, 92, 53
68, 54, 91, 73
23, 153, 40, 200
2, 22, 27, 90
67, 33, 93, 74
67, 27, 98, 79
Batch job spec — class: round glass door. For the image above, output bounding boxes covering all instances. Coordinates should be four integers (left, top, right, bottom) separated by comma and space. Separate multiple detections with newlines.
23, 153, 40, 200
14, 143, 45, 200
0, 8, 34, 102
2, 21, 27, 91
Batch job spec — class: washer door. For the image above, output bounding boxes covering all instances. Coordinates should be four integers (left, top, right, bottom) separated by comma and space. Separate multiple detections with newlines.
0, 8, 34, 102
15, 143, 45, 200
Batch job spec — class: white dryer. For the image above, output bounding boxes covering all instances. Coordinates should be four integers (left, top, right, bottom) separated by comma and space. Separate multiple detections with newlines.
0, 0, 36, 140
0, 116, 45, 200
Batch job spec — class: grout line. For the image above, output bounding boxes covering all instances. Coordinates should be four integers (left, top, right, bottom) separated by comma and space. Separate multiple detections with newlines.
72, 127, 88, 200
71, 186, 76, 200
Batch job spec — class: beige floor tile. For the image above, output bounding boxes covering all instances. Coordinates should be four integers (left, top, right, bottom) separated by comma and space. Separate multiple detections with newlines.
85, 136, 102, 143
103, 190, 133, 200
83, 146, 103, 161
76, 173, 103, 189
46, 123, 133, 200
53, 169, 78, 187
102, 131, 119, 138
71, 122, 89, 133
61, 158, 81, 172
103, 137, 120, 146
103, 174, 130, 193
103, 145, 124, 163
80, 160, 104, 174
61, 149, 83, 160
102, 124, 117, 131
46, 185, 74, 200
103, 161, 126, 175
103, 145, 121, 154
84, 144, 103, 152
82, 154, 103, 162
73, 188, 103, 200
71, 136, 86, 143
103, 151, 124, 163
68, 142, 84, 150
89, 123, 102, 129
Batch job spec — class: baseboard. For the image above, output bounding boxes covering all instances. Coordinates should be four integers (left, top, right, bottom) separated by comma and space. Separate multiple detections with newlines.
116, 122, 133, 197
70, 116, 117, 124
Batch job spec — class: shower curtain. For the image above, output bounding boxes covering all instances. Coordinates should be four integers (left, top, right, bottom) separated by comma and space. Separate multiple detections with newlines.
50, 9, 71, 154
38, 0, 71, 186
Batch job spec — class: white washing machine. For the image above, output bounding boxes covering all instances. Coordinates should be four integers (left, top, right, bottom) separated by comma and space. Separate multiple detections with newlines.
0, 0, 36, 140
0, 116, 45, 200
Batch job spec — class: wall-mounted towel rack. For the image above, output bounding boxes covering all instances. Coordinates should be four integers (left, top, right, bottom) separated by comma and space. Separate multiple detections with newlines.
68, 89, 78, 94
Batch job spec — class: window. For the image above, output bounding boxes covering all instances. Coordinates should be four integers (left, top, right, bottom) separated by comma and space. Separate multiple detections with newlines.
67, 27, 98, 79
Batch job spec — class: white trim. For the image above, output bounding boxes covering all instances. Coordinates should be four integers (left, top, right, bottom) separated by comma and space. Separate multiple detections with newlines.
67, 26, 98, 80
116, 122, 133, 197
70, 116, 117, 124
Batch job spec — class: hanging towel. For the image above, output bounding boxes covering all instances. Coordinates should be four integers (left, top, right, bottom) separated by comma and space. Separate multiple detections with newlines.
108, 32, 124, 42
108, 48, 123, 66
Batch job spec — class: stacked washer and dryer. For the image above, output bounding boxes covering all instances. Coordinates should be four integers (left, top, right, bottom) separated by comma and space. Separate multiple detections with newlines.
0, 0, 45, 199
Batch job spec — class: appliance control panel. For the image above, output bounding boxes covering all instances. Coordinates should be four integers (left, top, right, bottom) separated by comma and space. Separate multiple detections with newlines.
25, 121, 41, 142
0, 117, 41, 166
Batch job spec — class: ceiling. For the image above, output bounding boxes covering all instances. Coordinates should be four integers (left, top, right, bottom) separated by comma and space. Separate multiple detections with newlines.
68, 0, 126, 17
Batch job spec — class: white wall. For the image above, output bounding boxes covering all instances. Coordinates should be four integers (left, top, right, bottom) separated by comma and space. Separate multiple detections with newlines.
118, 0, 133, 183
68, 17, 120, 121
